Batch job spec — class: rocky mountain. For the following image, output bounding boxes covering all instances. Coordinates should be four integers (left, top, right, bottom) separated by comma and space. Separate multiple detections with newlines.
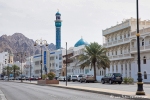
0, 33, 56, 61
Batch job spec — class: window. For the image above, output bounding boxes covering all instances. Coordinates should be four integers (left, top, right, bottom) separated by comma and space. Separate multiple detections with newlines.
108, 52, 109, 56
116, 51, 117, 55
111, 37, 113, 41
108, 39, 109, 42
120, 35, 122, 39
132, 42, 134, 47
56, 64, 57, 67
115, 36, 117, 40
142, 39, 144, 46
102, 70, 103, 75
121, 64, 123, 74
100, 71, 101, 75
116, 65, 118, 72
125, 64, 127, 77
120, 49, 122, 54
56, 56, 58, 59
124, 34, 126, 38
112, 65, 114, 72
129, 63, 131, 70
50, 63, 51, 67
143, 56, 146, 64
128, 33, 130, 37
112, 51, 113, 55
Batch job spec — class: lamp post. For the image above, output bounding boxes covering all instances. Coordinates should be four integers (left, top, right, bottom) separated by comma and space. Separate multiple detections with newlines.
17, 52, 26, 83
136, 0, 145, 95
30, 55, 32, 82
66, 42, 67, 86
34, 39, 48, 79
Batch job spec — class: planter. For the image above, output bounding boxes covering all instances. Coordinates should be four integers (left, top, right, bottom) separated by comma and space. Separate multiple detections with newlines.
38, 80, 59, 85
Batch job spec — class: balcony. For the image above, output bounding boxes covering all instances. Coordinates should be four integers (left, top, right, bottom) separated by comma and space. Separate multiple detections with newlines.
103, 21, 130, 35
131, 45, 150, 53
131, 27, 150, 37
103, 38, 130, 48
108, 53, 134, 61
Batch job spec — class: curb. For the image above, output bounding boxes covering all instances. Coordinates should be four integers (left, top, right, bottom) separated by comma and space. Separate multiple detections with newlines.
12, 81, 150, 100
0, 90, 7, 100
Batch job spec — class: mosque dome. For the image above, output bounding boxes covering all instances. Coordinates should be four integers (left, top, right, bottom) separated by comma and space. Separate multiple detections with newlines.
74, 37, 88, 47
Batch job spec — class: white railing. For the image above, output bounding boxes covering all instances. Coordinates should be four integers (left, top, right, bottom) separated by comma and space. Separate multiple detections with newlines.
131, 27, 150, 37
103, 21, 130, 35
104, 38, 130, 47
108, 53, 132, 60
145, 45, 150, 49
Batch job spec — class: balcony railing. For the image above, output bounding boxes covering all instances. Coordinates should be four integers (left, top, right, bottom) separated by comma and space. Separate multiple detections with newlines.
131, 45, 150, 52
103, 38, 130, 47
108, 53, 133, 60
131, 27, 150, 37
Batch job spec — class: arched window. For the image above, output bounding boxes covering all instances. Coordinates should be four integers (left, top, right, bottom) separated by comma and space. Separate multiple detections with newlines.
142, 39, 144, 46
115, 35, 117, 40
124, 34, 126, 38
143, 56, 146, 64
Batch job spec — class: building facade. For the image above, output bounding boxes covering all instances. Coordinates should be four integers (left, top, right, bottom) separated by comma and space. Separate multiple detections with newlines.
102, 18, 150, 82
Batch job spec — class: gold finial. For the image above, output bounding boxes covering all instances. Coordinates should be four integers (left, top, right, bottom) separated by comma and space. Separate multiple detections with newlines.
81, 36, 83, 39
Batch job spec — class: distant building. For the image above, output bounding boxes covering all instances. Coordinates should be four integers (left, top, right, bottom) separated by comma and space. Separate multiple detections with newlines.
0, 51, 13, 75
102, 17, 150, 82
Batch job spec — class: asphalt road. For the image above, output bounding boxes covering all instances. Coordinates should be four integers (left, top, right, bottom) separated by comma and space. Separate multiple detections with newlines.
0, 81, 129, 100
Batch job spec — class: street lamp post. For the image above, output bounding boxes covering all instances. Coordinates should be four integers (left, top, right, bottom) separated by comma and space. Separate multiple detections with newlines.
17, 52, 26, 83
136, 0, 145, 95
30, 55, 32, 82
66, 42, 67, 86
34, 39, 48, 79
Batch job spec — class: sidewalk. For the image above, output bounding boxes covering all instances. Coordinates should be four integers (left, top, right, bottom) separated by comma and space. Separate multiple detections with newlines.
13, 80, 150, 100
0, 89, 7, 100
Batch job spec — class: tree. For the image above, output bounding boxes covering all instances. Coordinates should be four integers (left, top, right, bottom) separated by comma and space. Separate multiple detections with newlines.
78, 42, 110, 81
12, 65, 20, 79
3, 66, 12, 80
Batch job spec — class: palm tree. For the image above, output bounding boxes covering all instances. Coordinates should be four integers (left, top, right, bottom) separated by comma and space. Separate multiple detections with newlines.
12, 65, 20, 79
78, 42, 110, 81
4, 66, 12, 80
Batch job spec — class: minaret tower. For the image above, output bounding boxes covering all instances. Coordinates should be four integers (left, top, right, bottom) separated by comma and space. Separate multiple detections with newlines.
55, 10, 62, 49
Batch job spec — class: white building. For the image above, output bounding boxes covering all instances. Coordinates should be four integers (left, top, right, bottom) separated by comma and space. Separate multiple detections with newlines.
102, 18, 150, 82
0, 51, 13, 75
24, 56, 34, 77
61, 38, 103, 81
13, 61, 26, 76
33, 49, 65, 77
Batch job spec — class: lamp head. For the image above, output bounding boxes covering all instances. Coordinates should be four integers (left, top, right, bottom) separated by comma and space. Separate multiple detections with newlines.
34, 43, 37, 46
46, 44, 48, 46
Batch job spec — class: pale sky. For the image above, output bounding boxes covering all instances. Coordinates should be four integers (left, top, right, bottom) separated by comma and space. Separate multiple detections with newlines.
0, 0, 150, 48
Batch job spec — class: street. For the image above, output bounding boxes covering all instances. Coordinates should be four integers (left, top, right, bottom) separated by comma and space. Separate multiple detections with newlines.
0, 81, 129, 100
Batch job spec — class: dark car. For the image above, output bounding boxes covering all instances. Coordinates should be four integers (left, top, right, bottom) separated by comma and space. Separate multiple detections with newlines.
101, 73, 123, 84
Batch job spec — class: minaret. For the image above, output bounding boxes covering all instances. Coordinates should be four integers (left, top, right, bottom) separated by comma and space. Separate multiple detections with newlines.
55, 10, 62, 49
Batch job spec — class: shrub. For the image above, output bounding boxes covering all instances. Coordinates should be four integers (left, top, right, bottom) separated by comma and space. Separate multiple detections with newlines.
47, 72, 55, 80
42, 75, 47, 80
123, 77, 128, 84
128, 77, 134, 84
123, 77, 134, 84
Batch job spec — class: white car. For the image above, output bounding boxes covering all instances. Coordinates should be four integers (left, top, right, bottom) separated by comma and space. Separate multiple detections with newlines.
72, 75, 79, 82
58, 76, 65, 81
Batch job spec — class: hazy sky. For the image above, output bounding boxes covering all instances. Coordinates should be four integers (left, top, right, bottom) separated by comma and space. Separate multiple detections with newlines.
0, 0, 150, 48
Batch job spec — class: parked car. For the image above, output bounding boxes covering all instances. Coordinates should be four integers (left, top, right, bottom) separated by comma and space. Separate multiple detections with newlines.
58, 76, 65, 81
80, 75, 95, 83
9, 77, 14, 80
78, 74, 84, 82
101, 73, 123, 84
72, 75, 79, 82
